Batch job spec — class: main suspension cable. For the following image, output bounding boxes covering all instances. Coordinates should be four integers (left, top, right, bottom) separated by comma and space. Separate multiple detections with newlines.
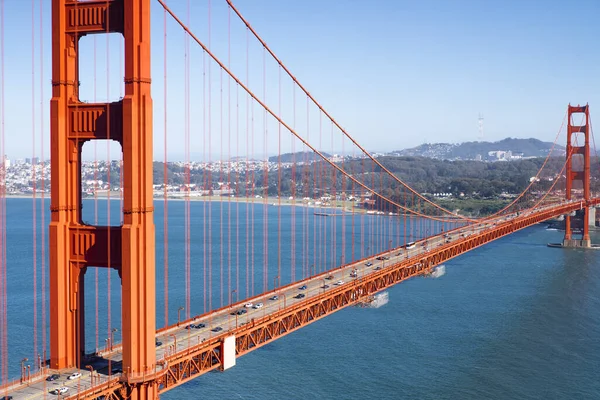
157, 0, 473, 223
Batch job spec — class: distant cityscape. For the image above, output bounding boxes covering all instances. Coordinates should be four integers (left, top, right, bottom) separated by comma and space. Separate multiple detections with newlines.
0, 138, 561, 197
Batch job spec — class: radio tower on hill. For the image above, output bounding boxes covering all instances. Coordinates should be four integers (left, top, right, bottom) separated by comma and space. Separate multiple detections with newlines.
478, 113, 484, 141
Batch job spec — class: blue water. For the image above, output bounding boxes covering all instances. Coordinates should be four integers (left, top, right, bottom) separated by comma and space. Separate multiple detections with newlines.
1, 198, 600, 399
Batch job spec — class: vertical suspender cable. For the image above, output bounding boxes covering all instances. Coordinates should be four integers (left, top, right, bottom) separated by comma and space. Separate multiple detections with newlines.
202, 50, 207, 314
369, 161, 372, 253
291, 85, 296, 284
31, 0, 38, 367
330, 115, 336, 269
262, 45, 268, 294
163, 6, 169, 327
301, 101, 306, 278
350, 146, 355, 262
317, 112, 322, 272
244, 27, 250, 299
39, 0, 47, 366
219, 56, 224, 308
0, 0, 6, 384
105, 11, 112, 354
185, 0, 191, 318
360, 158, 365, 258
207, 0, 213, 311
303, 97, 309, 278
277, 65, 281, 287
340, 124, 346, 264
409, 193, 413, 243
93, 35, 99, 352
219, 67, 224, 307
235, 69, 239, 301
250, 86, 255, 295
227, 5, 233, 304
314, 98, 318, 276
324, 125, 328, 271
403, 188, 407, 246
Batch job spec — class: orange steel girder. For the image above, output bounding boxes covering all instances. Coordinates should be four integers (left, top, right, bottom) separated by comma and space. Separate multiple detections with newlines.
564, 104, 591, 242
51, 0, 157, 397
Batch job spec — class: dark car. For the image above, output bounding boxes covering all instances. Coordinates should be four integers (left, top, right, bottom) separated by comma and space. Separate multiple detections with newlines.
185, 324, 194, 329
46, 374, 60, 381
1, 396, 13, 400
376, 256, 385, 260
321, 284, 330, 289
299, 285, 307, 290
235, 309, 247, 316
325, 275, 334, 280
195, 323, 206, 328
211, 327, 223, 332
294, 293, 305, 299
365, 262, 373, 267
155, 341, 162, 347
269, 295, 279, 301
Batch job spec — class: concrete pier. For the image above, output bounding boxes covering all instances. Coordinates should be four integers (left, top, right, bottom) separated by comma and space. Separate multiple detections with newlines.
548, 207, 599, 249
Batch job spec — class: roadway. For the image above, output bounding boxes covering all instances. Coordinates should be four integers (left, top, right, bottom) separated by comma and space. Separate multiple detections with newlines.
1, 202, 574, 399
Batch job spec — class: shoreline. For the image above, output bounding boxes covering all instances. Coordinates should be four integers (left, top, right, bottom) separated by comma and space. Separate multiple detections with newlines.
4, 193, 378, 215
4, 194, 472, 219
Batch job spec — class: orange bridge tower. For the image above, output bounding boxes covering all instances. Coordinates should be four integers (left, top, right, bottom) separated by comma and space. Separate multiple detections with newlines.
50, 0, 157, 397
563, 104, 595, 248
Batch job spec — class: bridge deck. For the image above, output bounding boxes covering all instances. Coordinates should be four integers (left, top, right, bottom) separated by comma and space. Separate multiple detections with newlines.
1, 200, 593, 399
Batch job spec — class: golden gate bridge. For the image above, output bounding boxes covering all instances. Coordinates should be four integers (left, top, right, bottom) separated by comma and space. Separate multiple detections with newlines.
0, 1, 599, 399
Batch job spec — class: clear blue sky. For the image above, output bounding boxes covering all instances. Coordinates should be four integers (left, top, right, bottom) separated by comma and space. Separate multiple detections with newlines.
1, 0, 599, 160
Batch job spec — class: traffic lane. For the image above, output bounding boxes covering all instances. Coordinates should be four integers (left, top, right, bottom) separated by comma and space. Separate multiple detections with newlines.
160, 209, 554, 348
15, 370, 102, 400
157, 218, 501, 345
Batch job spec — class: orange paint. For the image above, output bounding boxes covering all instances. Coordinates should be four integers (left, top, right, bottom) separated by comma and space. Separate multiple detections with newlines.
51, 1, 157, 397
564, 105, 591, 244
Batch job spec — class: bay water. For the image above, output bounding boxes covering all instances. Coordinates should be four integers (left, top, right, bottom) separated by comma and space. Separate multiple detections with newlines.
1, 198, 599, 399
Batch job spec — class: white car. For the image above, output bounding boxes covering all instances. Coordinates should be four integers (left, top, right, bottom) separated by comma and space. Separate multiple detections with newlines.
335, 280, 344, 285
253, 302, 263, 309
68, 372, 81, 380
244, 302, 253, 308
50, 387, 69, 395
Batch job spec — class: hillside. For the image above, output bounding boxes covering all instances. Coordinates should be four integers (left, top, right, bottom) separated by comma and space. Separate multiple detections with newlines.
268, 151, 331, 163
390, 138, 564, 161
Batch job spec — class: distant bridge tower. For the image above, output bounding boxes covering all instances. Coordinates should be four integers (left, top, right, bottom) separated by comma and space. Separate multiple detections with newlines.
478, 113, 484, 141
50, 0, 157, 398
563, 104, 594, 248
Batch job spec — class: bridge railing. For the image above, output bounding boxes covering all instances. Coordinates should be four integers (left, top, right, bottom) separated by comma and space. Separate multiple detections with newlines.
0, 365, 50, 394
